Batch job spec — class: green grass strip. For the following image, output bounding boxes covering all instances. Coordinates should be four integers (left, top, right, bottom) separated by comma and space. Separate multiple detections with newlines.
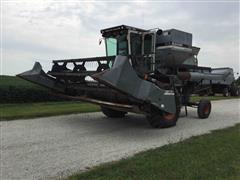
0, 102, 100, 121
68, 124, 240, 180
190, 95, 239, 102
0, 96, 238, 121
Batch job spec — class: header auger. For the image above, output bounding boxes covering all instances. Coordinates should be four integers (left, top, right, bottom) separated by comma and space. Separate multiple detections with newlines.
18, 25, 237, 128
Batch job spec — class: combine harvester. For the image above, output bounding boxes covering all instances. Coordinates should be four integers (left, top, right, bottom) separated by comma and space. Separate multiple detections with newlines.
18, 25, 238, 128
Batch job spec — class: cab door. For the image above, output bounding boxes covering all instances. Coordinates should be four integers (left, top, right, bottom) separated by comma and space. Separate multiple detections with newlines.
129, 31, 155, 73
143, 33, 155, 72
129, 32, 142, 56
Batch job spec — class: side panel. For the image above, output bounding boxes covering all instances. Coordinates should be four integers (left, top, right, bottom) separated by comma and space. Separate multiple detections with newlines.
92, 56, 177, 114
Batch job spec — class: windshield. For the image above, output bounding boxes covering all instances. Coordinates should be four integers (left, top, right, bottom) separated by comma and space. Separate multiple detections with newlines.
106, 38, 117, 56
105, 34, 128, 56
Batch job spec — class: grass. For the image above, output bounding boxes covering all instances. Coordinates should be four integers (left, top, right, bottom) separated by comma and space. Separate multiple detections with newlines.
190, 95, 239, 102
0, 75, 66, 103
0, 102, 100, 120
68, 124, 240, 180
0, 95, 238, 121
0, 75, 39, 88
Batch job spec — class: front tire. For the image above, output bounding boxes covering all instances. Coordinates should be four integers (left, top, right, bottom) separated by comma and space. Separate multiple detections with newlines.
197, 99, 211, 119
147, 109, 180, 128
101, 107, 126, 118
147, 93, 181, 128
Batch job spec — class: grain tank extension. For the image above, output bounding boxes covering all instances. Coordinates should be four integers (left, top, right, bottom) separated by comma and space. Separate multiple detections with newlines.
18, 25, 237, 128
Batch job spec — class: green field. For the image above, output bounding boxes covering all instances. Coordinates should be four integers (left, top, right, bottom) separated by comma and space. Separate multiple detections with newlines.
0, 75, 39, 87
1, 96, 238, 121
1, 75, 239, 104
68, 124, 240, 180
0, 75, 66, 103
0, 75, 239, 120
0, 102, 100, 120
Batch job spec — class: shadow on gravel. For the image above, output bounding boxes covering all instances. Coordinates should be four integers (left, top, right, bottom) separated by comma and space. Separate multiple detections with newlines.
58, 109, 200, 134
62, 113, 150, 130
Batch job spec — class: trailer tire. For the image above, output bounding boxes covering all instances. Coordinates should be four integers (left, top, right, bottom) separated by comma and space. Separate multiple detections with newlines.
197, 99, 211, 119
101, 107, 126, 118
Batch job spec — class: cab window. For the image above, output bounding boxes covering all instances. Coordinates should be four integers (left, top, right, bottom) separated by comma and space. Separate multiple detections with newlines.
106, 38, 117, 56
105, 35, 128, 56
130, 33, 142, 56
117, 34, 128, 56
144, 34, 153, 54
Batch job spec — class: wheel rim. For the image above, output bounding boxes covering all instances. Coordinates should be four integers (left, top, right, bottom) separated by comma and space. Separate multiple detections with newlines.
163, 112, 176, 121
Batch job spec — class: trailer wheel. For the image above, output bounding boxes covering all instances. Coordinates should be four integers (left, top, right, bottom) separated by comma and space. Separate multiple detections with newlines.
197, 99, 211, 119
223, 88, 229, 97
101, 107, 126, 118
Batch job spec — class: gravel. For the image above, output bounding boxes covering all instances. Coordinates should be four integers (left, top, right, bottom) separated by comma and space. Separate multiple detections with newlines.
1, 99, 239, 180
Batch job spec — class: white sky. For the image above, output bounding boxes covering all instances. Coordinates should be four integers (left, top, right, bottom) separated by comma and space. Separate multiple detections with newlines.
1, 0, 239, 76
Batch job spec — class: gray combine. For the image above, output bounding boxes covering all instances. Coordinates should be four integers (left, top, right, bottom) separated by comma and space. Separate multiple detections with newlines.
18, 25, 238, 128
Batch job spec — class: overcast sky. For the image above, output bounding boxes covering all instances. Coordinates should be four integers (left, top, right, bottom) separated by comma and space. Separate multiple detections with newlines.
1, 0, 239, 76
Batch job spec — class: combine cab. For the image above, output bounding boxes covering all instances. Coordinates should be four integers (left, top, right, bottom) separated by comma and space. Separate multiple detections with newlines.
18, 25, 236, 128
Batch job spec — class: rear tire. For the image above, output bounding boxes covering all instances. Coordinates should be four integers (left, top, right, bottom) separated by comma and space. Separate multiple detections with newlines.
101, 107, 126, 118
197, 99, 211, 119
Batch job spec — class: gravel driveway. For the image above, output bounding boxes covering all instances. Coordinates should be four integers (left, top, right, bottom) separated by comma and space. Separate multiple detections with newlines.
1, 99, 239, 180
